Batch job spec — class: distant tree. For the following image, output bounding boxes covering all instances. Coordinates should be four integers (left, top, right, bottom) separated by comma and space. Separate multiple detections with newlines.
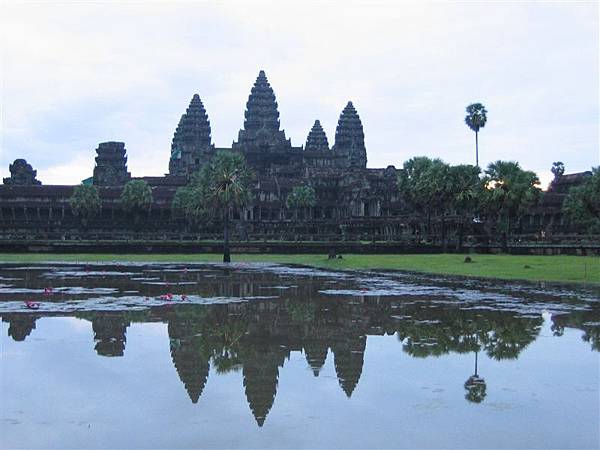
172, 173, 208, 228
465, 103, 488, 167
397, 157, 451, 241
397, 159, 486, 248
551, 161, 565, 180
69, 184, 101, 228
286, 185, 316, 220
482, 160, 541, 250
193, 150, 253, 263
448, 164, 483, 250
481, 315, 542, 360
120, 179, 153, 226
563, 167, 600, 234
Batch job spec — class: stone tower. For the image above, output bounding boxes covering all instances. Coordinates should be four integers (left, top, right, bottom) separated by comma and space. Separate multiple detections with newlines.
92, 142, 131, 186
91, 314, 130, 357
332, 334, 366, 397
333, 101, 367, 169
168, 319, 210, 404
169, 94, 214, 178
304, 120, 329, 152
234, 70, 290, 148
3, 159, 42, 185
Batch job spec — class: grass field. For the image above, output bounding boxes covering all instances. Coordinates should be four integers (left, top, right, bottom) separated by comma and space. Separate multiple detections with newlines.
0, 253, 598, 284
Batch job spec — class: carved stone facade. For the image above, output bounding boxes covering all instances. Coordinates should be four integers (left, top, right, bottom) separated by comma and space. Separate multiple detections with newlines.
332, 101, 367, 169
305, 120, 329, 152
3, 159, 41, 186
169, 94, 214, 178
92, 142, 131, 186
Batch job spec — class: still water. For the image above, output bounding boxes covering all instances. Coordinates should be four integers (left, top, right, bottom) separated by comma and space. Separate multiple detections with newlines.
1, 262, 598, 449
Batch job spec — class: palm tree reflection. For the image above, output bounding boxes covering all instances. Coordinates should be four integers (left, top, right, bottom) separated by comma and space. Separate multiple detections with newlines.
464, 350, 487, 403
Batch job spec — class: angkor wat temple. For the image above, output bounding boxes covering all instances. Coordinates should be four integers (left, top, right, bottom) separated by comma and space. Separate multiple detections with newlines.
0, 70, 591, 242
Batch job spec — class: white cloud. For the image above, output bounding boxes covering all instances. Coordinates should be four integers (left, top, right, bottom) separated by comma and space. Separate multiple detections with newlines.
40, 153, 95, 185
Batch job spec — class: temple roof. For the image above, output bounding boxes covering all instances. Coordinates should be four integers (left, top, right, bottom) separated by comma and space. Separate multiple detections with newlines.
171, 94, 212, 156
168, 320, 211, 404
236, 71, 290, 147
332, 335, 366, 397
305, 120, 330, 152
3, 159, 42, 186
334, 101, 365, 148
170, 339, 210, 404
3, 315, 37, 342
304, 340, 329, 376
244, 70, 280, 133
547, 171, 592, 194
91, 315, 129, 357
333, 101, 367, 168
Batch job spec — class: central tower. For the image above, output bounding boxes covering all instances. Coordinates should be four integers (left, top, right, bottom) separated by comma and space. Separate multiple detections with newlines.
233, 70, 291, 149
333, 101, 367, 169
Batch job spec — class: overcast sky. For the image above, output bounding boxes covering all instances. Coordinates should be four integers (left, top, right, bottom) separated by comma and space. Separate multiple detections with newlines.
1, 1, 598, 188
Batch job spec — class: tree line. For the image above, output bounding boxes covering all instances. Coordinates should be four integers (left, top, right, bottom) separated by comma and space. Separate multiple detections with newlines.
70, 154, 598, 243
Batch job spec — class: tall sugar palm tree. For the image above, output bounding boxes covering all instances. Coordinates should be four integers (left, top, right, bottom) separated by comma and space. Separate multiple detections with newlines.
197, 151, 252, 262
465, 103, 488, 167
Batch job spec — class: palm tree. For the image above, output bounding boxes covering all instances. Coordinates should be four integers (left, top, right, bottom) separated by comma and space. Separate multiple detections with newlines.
448, 164, 483, 251
464, 354, 487, 403
286, 185, 316, 220
197, 151, 252, 262
120, 179, 153, 228
551, 161, 565, 180
398, 156, 449, 240
464, 334, 487, 404
563, 167, 600, 234
483, 160, 541, 250
465, 103, 488, 167
70, 184, 101, 229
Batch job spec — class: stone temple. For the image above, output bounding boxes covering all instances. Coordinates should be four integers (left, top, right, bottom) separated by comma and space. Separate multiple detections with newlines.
0, 70, 590, 241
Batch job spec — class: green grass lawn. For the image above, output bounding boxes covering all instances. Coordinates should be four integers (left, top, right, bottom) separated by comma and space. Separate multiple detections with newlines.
0, 253, 598, 284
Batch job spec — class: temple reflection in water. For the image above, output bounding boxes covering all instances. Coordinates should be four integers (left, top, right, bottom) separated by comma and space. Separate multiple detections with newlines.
4, 295, 599, 427
1, 263, 598, 427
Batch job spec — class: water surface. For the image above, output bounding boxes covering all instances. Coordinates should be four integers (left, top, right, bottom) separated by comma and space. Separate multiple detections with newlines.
1, 262, 598, 449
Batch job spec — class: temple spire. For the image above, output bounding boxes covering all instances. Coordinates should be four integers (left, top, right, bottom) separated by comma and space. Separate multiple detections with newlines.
333, 101, 367, 168
304, 120, 329, 152
244, 70, 280, 133
304, 340, 328, 376
169, 94, 213, 177
168, 320, 210, 404
332, 335, 366, 398
235, 70, 289, 147
93, 142, 131, 186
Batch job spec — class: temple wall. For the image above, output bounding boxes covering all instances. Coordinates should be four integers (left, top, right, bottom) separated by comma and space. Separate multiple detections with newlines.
0, 172, 587, 243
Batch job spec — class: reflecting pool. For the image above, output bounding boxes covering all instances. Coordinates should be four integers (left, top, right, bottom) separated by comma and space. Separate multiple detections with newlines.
1, 262, 598, 449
